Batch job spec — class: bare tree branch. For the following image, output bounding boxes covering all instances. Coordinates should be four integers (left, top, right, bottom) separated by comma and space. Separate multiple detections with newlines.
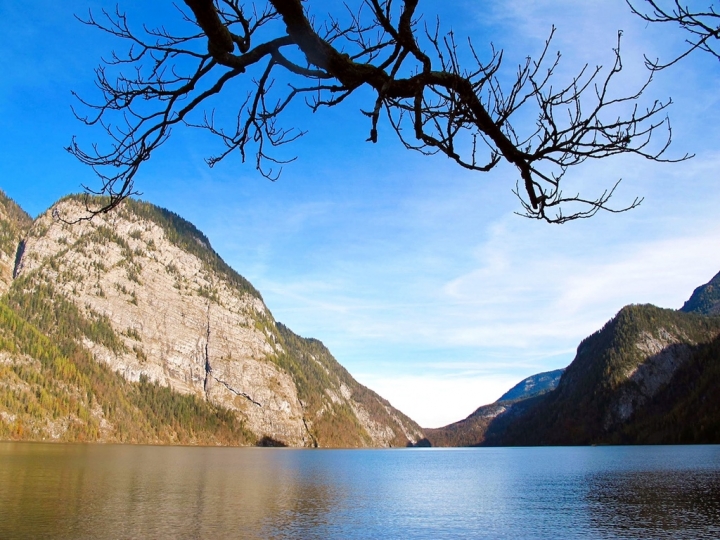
627, 0, 720, 69
69, 0, 687, 223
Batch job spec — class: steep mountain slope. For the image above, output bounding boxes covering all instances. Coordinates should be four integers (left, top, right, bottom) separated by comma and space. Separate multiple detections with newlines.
423, 369, 564, 447
426, 270, 720, 447
0, 299, 253, 444
2, 195, 423, 447
609, 331, 720, 443
487, 304, 720, 445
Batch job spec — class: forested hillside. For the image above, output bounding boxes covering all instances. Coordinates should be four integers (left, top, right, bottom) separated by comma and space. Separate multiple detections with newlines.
488, 304, 720, 446
424, 275, 720, 447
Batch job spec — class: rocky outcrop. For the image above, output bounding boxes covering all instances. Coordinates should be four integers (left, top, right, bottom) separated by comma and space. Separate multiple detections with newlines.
606, 331, 693, 428
8, 196, 422, 447
0, 191, 32, 295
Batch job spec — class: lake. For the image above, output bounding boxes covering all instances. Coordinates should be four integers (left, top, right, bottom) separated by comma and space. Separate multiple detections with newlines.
1, 443, 719, 539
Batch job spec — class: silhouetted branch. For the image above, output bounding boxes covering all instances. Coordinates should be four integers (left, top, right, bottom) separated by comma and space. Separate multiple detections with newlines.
69, 0, 687, 223
627, 1, 720, 69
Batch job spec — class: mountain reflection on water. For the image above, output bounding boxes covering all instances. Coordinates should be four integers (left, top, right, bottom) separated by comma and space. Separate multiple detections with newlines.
1, 443, 719, 539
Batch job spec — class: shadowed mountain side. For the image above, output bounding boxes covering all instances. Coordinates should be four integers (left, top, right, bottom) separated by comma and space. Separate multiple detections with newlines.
423, 402, 516, 447
609, 332, 720, 443
484, 305, 720, 446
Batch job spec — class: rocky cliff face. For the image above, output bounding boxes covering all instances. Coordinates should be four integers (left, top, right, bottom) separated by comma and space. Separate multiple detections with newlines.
0, 192, 32, 295
3, 195, 423, 447
606, 328, 694, 429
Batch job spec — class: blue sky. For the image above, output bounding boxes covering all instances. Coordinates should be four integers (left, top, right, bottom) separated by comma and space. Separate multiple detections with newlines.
1, 1, 719, 427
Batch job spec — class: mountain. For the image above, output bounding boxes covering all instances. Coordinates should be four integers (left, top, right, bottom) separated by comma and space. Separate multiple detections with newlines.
425, 271, 720, 447
422, 369, 564, 447
5, 190, 718, 447
0, 194, 423, 447
489, 303, 720, 445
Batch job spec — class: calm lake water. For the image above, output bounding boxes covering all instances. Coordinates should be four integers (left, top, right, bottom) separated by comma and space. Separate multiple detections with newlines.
1, 443, 719, 539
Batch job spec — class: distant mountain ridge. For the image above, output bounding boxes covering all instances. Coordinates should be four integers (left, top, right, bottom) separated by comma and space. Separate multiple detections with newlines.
423, 368, 564, 447
498, 368, 565, 402
0, 193, 423, 447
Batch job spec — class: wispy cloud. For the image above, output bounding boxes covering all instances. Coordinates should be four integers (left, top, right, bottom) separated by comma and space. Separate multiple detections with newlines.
252, 178, 720, 425
262, 215, 720, 346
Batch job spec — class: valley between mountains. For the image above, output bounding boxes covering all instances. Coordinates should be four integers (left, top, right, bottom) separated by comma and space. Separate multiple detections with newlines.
1, 190, 719, 447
